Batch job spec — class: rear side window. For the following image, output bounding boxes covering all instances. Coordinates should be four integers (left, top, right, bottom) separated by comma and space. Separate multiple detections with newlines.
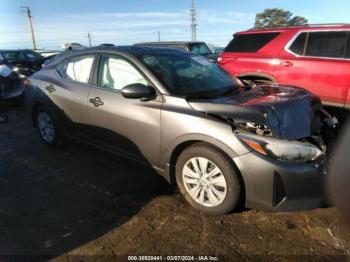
225, 32, 280, 53
188, 43, 211, 55
305, 31, 348, 58
289, 33, 307, 55
57, 55, 94, 83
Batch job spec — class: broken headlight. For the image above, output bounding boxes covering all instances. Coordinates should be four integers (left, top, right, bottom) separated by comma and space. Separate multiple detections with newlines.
238, 133, 324, 163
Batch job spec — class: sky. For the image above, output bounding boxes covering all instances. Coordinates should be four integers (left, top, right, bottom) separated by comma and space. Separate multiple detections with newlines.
1, 0, 350, 50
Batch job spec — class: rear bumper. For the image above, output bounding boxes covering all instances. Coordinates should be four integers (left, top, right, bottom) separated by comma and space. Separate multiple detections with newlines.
234, 152, 328, 212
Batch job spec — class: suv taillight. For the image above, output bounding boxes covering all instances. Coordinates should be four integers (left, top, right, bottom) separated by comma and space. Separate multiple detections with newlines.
217, 57, 237, 65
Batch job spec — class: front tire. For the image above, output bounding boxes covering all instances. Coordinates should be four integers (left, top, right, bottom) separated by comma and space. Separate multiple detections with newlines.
176, 143, 242, 215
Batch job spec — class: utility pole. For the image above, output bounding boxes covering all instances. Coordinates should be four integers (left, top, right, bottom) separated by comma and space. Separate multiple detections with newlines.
86, 32, 92, 47
21, 6, 37, 50
190, 0, 197, 42
157, 31, 160, 42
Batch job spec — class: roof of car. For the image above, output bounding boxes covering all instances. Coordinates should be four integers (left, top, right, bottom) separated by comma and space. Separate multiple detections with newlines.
44, 46, 192, 67
135, 41, 206, 45
237, 23, 350, 34
0, 49, 32, 52
86, 45, 191, 55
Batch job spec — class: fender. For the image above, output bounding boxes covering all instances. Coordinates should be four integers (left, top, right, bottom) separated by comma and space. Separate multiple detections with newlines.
158, 133, 250, 183
24, 85, 73, 134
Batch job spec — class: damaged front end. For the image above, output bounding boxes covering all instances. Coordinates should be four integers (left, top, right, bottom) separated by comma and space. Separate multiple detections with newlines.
235, 107, 337, 161
189, 85, 338, 167
187, 84, 339, 211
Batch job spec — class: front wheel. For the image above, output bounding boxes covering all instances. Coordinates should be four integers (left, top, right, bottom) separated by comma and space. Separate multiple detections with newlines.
176, 143, 242, 215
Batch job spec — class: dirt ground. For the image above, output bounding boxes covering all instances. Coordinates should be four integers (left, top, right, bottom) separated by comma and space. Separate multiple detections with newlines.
0, 107, 350, 262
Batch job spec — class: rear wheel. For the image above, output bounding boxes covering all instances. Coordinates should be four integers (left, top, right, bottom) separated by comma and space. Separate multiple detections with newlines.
176, 143, 242, 215
34, 106, 62, 147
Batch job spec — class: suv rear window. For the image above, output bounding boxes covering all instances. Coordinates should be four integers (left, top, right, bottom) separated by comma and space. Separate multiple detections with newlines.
225, 32, 280, 53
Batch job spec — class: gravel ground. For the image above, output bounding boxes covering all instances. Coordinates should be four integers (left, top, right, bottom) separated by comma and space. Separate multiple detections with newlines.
0, 107, 350, 262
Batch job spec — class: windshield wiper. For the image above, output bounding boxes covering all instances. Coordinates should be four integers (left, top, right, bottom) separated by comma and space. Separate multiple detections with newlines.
185, 94, 214, 99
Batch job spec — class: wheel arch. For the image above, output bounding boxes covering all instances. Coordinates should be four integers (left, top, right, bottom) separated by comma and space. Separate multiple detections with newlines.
238, 72, 277, 83
31, 100, 44, 126
167, 139, 246, 207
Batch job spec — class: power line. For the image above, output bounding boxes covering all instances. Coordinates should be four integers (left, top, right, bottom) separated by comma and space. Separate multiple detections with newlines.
21, 6, 37, 50
86, 32, 93, 47
190, 0, 197, 42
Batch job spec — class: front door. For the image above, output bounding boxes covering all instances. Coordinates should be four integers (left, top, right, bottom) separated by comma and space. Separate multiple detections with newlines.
275, 32, 311, 90
86, 54, 162, 166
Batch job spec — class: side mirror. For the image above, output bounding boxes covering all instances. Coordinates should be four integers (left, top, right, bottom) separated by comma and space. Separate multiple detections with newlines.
121, 83, 156, 100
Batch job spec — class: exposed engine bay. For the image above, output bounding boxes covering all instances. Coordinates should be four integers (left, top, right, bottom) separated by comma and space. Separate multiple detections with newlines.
234, 107, 338, 152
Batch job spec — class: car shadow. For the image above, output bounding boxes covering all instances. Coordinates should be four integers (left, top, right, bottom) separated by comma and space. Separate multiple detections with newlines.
0, 108, 172, 259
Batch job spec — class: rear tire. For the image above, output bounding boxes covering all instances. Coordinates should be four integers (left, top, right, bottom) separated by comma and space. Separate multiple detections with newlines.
175, 143, 242, 215
34, 106, 63, 147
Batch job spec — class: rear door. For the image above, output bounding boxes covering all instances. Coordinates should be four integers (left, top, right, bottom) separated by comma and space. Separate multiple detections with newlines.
220, 32, 280, 77
346, 39, 350, 108
86, 54, 162, 165
44, 54, 95, 133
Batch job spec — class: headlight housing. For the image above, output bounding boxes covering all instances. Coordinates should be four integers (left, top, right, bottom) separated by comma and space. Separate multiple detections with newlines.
12, 67, 27, 78
238, 133, 324, 163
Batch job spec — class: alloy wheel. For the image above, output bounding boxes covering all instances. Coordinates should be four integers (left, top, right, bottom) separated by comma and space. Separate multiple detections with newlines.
37, 112, 55, 143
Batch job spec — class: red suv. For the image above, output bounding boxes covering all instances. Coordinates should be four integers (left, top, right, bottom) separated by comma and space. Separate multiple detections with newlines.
218, 24, 350, 110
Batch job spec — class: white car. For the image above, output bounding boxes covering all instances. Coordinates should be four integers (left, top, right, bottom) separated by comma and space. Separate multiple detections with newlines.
62, 43, 86, 51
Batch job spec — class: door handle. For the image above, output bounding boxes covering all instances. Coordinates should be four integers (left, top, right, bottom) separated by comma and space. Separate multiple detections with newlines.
45, 85, 56, 93
282, 61, 294, 67
89, 97, 104, 107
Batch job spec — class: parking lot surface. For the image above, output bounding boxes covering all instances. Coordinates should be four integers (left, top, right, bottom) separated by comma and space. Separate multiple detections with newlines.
1, 107, 350, 261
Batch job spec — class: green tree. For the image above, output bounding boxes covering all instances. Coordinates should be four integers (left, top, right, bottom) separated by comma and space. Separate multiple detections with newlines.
254, 8, 308, 28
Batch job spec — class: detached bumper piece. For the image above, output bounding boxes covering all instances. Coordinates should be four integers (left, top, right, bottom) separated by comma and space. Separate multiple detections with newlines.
0, 75, 23, 100
234, 152, 327, 212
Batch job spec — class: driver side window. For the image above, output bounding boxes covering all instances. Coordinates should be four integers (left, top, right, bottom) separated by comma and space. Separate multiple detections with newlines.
98, 55, 147, 91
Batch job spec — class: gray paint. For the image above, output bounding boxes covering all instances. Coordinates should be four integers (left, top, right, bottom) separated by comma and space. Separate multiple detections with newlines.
25, 46, 328, 212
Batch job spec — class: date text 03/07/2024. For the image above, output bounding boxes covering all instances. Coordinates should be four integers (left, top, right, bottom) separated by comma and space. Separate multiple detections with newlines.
127, 255, 220, 261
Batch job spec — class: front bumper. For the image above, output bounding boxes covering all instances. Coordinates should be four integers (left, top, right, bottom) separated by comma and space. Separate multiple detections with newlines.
234, 152, 328, 212
1, 80, 24, 100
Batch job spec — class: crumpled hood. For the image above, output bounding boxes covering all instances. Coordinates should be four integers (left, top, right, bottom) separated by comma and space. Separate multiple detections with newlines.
188, 85, 323, 140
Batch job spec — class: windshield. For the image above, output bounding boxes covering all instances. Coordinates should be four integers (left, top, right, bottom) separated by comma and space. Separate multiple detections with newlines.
24, 50, 43, 60
188, 43, 211, 56
1, 50, 42, 63
139, 54, 240, 97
